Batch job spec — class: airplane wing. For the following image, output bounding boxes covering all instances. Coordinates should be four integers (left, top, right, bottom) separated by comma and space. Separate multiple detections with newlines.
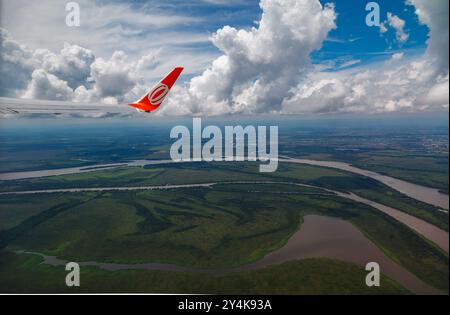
0, 97, 129, 116
0, 67, 183, 117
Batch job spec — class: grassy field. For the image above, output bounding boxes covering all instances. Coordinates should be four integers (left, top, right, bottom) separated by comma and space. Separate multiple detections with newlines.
0, 183, 448, 292
0, 251, 408, 294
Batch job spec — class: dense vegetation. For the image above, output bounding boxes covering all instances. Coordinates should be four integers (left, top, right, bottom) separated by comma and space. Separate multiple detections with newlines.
0, 183, 448, 292
0, 251, 408, 294
2, 162, 446, 231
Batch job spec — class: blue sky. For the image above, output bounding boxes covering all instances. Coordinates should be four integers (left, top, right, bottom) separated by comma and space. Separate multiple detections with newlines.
162, 0, 430, 70
317, 0, 428, 68
97, 0, 431, 71
97, 0, 431, 72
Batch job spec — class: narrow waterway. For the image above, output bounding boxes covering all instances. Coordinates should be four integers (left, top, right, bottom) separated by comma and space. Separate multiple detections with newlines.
0, 160, 174, 181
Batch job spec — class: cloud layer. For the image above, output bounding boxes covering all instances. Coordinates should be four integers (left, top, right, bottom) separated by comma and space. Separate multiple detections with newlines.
281, 0, 450, 115
162, 0, 448, 115
0, 28, 35, 97
1, 28, 157, 104
1, 0, 449, 116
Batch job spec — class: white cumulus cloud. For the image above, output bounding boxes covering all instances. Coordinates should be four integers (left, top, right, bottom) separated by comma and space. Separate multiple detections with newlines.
33, 43, 95, 89
161, 0, 336, 115
408, 0, 449, 74
0, 29, 35, 97
23, 69, 74, 101
386, 13, 409, 43
0, 28, 160, 104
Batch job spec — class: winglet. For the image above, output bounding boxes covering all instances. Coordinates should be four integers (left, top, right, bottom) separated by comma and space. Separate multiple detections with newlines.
129, 67, 184, 113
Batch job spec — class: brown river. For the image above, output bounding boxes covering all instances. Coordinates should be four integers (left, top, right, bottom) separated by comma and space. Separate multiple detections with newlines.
281, 158, 449, 210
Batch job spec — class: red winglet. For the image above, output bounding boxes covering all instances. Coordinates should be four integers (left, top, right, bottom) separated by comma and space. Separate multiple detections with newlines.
129, 67, 184, 112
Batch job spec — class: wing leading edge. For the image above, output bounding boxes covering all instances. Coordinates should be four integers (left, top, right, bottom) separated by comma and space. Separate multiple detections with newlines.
0, 67, 184, 116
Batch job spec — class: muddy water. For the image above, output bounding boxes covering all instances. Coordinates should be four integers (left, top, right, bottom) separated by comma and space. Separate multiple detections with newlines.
336, 192, 449, 253
242, 215, 441, 294
19, 215, 442, 294
0, 160, 175, 181
281, 158, 449, 210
